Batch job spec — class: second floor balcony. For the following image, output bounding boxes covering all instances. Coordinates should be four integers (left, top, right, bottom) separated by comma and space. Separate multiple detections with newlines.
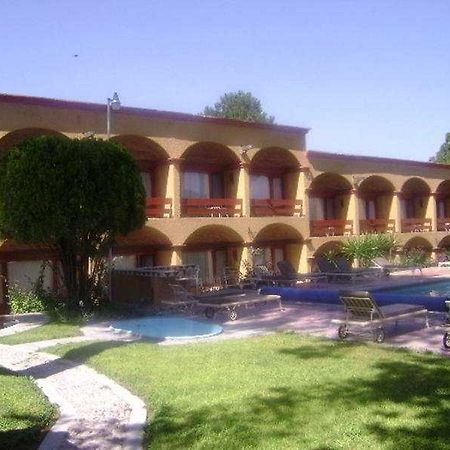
401, 218, 432, 233
360, 219, 395, 234
181, 198, 243, 217
310, 219, 354, 237
146, 197, 172, 218
251, 199, 303, 217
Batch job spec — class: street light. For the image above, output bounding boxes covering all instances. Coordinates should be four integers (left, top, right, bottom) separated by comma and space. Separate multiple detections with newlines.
106, 92, 121, 302
106, 92, 121, 139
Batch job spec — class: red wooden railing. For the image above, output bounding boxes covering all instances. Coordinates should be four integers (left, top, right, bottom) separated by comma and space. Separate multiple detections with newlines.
401, 218, 432, 233
437, 218, 450, 231
181, 198, 243, 217
360, 219, 396, 234
310, 219, 353, 237
146, 198, 172, 218
250, 199, 303, 217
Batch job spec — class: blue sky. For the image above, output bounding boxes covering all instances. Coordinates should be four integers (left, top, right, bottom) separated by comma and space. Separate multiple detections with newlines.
1, 1, 449, 161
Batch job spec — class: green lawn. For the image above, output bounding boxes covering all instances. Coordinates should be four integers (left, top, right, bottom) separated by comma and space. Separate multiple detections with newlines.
0, 367, 56, 450
49, 333, 450, 450
0, 323, 81, 345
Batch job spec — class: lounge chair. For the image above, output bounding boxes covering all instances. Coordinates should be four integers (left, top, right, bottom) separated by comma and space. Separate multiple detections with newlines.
276, 260, 327, 284
315, 257, 372, 283
333, 290, 429, 342
334, 257, 384, 278
371, 257, 419, 274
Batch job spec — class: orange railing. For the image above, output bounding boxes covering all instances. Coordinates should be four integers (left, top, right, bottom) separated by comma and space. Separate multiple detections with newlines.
401, 218, 432, 233
360, 219, 396, 234
310, 219, 353, 237
181, 198, 243, 217
251, 199, 303, 217
437, 218, 450, 232
146, 198, 172, 218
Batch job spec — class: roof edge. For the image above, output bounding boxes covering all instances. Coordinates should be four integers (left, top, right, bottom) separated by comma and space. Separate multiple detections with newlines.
0, 93, 310, 135
307, 150, 450, 171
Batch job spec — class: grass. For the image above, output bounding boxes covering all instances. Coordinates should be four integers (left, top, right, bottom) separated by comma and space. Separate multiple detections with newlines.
49, 333, 450, 450
0, 367, 56, 450
0, 322, 81, 345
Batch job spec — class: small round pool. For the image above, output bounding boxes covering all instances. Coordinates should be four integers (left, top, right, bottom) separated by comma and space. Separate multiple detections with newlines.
111, 316, 223, 340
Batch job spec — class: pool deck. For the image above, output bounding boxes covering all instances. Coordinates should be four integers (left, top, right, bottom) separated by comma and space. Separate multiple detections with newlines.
160, 267, 450, 355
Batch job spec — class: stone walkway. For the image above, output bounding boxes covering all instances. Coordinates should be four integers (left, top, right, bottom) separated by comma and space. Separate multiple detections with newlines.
0, 318, 145, 450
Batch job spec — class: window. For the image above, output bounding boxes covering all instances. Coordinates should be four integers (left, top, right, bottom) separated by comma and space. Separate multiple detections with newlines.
250, 175, 283, 199
183, 248, 231, 285
140, 172, 152, 197
182, 171, 225, 199
183, 251, 211, 284
365, 200, 376, 220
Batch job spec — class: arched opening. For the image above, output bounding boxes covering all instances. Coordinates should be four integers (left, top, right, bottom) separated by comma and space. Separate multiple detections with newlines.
309, 173, 353, 236
183, 225, 244, 285
358, 176, 395, 233
180, 142, 241, 217
0, 128, 66, 155
403, 236, 433, 261
115, 227, 172, 268
252, 224, 303, 273
311, 241, 344, 272
112, 135, 171, 218
401, 178, 432, 232
436, 180, 450, 231
249, 147, 302, 216
437, 235, 450, 262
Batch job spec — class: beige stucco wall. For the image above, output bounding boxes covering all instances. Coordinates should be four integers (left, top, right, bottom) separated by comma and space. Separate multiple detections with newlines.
2, 96, 450, 281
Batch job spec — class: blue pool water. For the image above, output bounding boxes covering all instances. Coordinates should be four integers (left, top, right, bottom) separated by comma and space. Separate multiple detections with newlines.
375, 279, 450, 296
111, 316, 223, 340
261, 278, 450, 312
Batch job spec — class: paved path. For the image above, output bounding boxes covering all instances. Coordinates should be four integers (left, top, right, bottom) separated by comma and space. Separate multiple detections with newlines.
0, 319, 145, 450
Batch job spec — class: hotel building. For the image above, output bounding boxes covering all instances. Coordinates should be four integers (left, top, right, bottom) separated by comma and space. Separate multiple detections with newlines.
1, 93, 449, 309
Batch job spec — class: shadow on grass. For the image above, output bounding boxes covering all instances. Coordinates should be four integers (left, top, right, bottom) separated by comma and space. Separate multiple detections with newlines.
0, 426, 48, 450
147, 386, 339, 450
279, 342, 450, 450
147, 343, 450, 449
16, 340, 133, 380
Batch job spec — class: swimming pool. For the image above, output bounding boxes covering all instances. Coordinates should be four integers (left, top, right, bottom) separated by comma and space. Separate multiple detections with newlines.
374, 279, 450, 296
111, 316, 223, 340
261, 278, 450, 312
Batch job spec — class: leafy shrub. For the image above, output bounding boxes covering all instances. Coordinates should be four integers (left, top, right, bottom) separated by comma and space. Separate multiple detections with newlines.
8, 284, 45, 314
401, 248, 432, 268
342, 233, 398, 266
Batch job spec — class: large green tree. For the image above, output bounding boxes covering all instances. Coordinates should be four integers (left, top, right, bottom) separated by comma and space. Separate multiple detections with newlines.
433, 133, 450, 163
203, 91, 275, 123
0, 136, 146, 311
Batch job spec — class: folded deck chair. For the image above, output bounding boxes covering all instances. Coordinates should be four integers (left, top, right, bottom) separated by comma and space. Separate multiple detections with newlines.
276, 260, 327, 284
334, 257, 383, 278
315, 257, 361, 283
333, 290, 429, 342
372, 257, 419, 274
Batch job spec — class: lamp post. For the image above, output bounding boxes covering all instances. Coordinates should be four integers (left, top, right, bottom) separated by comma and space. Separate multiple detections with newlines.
106, 92, 121, 139
106, 92, 121, 303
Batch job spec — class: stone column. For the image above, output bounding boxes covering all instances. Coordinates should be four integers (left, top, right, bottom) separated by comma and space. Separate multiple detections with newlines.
167, 158, 182, 218
427, 193, 438, 231
391, 192, 403, 233
349, 189, 360, 235
239, 245, 252, 276
237, 162, 250, 217
170, 246, 183, 265
298, 167, 311, 217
